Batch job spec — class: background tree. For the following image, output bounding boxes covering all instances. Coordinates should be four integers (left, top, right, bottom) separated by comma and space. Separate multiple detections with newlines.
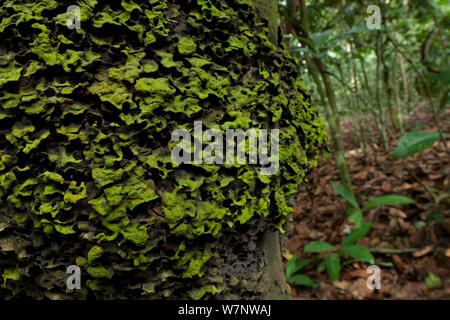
280, 0, 449, 201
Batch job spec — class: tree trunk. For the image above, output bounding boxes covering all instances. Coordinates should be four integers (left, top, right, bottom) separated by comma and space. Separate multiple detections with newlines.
398, 46, 410, 106
0, 0, 327, 299
252, 0, 290, 300
375, 31, 390, 152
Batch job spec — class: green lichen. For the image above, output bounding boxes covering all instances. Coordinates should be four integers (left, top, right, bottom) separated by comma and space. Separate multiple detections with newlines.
177, 37, 197, 55
87, 246, 103, 263
0, 0, 328, 299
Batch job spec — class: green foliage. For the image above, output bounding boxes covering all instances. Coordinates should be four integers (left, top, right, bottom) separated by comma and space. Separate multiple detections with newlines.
279, 0, 449, 294
287, 222, 374, 283
425, 272, 442, 289
287, 274, 316, 287
340, 245, 374, 264
290, 180, 414, 284
303, 242, 335, 253
362, 195, 415, 211
393, 131, 443, 159
332, 182, 415, 227
285, 256, 315, 287
324, 253, 341, 281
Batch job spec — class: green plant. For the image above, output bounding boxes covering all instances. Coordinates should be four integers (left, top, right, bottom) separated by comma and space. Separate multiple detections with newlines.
331, 182, 415, 227
285, 223, 374, 284
285, 256, 316, 287
393, 130, 449, 203
393, 131, 443, 159
425, 272, 442, 289
286, 183, 416, 286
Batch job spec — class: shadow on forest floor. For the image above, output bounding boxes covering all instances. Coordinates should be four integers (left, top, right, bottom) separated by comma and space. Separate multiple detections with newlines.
288, 104, 449, 300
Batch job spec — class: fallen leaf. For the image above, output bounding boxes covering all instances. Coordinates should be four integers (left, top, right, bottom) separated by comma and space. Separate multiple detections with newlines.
354, 169, 371, 180
388, 207, 407, 219
392, 254, 404, 271
332, 281, 350, 290
413, 245, 433, 258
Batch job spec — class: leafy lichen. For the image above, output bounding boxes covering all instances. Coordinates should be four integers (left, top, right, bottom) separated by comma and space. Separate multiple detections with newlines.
0, 0, 328, 299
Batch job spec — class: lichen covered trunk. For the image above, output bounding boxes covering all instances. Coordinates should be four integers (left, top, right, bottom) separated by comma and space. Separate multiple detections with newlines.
0, 0, 327, 299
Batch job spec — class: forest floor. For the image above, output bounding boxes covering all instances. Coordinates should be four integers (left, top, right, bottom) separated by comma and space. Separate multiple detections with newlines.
288, 103, 450, 300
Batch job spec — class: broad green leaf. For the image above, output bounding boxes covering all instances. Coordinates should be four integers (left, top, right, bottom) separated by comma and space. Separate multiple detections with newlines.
331, 182, 359, 209
363, 195, 415, 211
288, 274, 316, 287
286, 256, 313, 278
325, 253, 341, 281
340, 245, 375, 263
304, 241, 335, 253
341, 223, 372, 247
393, 131, 442, 159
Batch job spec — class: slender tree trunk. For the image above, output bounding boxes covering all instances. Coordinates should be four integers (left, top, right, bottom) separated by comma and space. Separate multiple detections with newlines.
379, 38, 400, 132
375, 32, 390, 152
355, 39, 374, 100
398, 47, 410, 107
298, 0, 355, 197
348, 42, 369, 157
392, 51, 405, 134
315, 59, 354, 193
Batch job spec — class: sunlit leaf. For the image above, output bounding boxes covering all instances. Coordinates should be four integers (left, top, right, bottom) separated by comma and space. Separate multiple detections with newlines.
393, 131, 442, 159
